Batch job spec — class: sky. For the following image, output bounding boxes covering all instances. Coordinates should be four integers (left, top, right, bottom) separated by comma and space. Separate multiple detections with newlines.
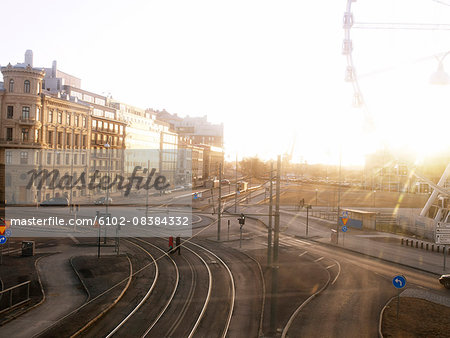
1, 0, 450, 166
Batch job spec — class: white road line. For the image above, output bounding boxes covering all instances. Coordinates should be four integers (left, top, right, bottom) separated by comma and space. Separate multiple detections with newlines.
298, 251, 308, 257
331, 260, 341, 285
67, 234, 80, 244
314, 257, 324, 263
326, 264, 336, 269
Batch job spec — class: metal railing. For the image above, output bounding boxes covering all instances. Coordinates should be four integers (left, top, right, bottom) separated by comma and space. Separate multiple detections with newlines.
0, 280, 31, 314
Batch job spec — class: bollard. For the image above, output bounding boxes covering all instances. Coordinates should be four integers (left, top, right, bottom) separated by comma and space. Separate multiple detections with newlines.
411, 240, 414, 247
406, 239, 409, 246
421, 242, 423, 249
431, 244, 434, 252
426, 243, 429, 250
416, 241, 418, 248
401, 238, 404, 245
437, 246, 440, 253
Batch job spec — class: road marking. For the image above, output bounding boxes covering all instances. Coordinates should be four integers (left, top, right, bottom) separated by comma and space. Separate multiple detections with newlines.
298, 251, 308, 257
331, 260, 341, 285
68, 234, 80, 244
325, 264, 336, 269
314, 257, 324, 262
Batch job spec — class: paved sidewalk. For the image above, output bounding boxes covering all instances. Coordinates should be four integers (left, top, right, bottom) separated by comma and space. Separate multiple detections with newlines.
1, 243, 115, 338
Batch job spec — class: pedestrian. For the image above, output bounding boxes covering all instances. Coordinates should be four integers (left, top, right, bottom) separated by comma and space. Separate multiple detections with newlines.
175, 236, 181, 255
168, 236, 174, 253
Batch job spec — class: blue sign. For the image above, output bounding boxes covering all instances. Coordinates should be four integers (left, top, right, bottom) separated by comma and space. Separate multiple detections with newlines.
342, 211, 349, 219
237, 191, 240, 195
4, 229, 11, 237
193, 193, 198, 200
392, 275, 406, 289
342, 226, 348, 232
0, 236, 7, 245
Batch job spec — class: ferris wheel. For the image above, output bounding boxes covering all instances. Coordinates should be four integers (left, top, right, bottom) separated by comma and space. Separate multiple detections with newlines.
342, 0, 450, 122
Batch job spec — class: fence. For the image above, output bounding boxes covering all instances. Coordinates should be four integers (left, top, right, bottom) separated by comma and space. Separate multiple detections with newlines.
0, 280, 31, 314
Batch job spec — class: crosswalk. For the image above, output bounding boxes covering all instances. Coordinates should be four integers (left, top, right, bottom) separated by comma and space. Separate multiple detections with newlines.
260, 236, 313, 249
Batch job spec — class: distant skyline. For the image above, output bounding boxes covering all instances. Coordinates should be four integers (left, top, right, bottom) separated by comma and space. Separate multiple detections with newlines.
2, 0, 450, 165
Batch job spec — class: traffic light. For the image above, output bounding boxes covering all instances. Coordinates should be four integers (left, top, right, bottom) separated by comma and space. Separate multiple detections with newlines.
238, 213, 245, 227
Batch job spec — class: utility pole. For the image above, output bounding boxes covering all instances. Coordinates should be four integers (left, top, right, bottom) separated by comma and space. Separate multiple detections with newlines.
235, 153, 238, 213
146, 160, 150, 219
267, 161, 273, 267
270, 155, 281, 334
218, 162, 222, 241
336, 151, 342, 245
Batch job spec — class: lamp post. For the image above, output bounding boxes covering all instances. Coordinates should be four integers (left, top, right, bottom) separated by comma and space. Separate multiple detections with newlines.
373, 190, 376, 208
430, 51, 450, 85
315, 188, 318, 206
104, 138, 111, 245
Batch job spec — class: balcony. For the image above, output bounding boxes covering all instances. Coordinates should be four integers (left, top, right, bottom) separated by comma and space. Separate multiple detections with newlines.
19, 117, 41, 128
0, 138, 41, 148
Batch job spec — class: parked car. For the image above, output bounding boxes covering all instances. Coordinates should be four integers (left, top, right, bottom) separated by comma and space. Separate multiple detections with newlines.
184, 183, 193, 190
94, 197, 113, 205
40, 197, 69, 206
221, 179, 231, 185
439, 274, 450, 289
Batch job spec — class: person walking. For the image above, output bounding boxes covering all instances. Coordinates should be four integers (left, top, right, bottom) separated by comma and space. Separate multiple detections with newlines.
168, 236, 174, 253
175, 236, 181, 255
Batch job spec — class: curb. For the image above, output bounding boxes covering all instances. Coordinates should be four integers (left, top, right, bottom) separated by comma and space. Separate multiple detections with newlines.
69, 256, 91, 302
0, 252, 57, 327
378, 295, 397, 338
71, 253, 133, 337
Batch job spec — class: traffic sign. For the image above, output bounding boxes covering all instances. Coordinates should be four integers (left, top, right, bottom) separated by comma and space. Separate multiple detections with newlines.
0, 236, 7, 245
193, 193, 198, 200
392, 275, 406, 289
342, 226, 348, 232
342, 211, 349, 225
0, 225, 5, 235
4, 229, 12, 237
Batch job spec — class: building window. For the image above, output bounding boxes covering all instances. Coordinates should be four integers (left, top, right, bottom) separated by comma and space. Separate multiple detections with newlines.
5, 174, 11, 187
48, 131, 53, 145
56, 153, 61, 165
74, 155, 78, 165
48, 110, 53, 123
66, 154, 70, 165
74, 134, 79, 147
82, 154, 86, 165
9, 79, 14, 92
35, 129, 39, 142
75, 115, 79, 127
47, 152, 52, 165
82, 135, 87, 147
20, 151, 28, 164
21, 128, 29, 141
83, 116, 87, 128
24, 80, 30, 93
66, 113, 71, 125
6, 151, 12, 164
36, 107, 40, 121
6, 128, 13, 141
66, 133, 71, 147
7, 106, 13, 119
22, 106, 30, 119
57, 132, 63, 146
58, 112, 62, 124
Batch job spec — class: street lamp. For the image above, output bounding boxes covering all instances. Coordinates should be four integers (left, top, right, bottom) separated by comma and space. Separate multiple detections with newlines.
430, 51, 450, 85
104, 139, 111, 245
315, 188, 318, 206
373, 190, 376, 208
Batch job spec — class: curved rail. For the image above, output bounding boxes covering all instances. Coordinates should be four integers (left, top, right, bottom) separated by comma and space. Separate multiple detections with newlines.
105, 240, 159, 338
132, 238, 180, 337
187, 241, 236, 338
